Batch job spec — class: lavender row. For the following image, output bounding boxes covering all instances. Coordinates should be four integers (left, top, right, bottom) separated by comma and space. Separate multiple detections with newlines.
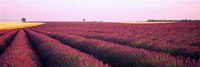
0, 30, 41, 67
0, 30, 11, 36
0, 30, 18, 54
25, 30, 108, 67
33, 29, 200, 67
35, 29, 200, 61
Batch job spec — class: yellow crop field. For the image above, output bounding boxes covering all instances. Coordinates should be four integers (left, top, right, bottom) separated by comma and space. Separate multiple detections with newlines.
0, 22, 45, 30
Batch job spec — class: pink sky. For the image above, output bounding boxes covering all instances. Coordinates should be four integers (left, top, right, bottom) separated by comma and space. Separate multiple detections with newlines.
0, 0, 200, 22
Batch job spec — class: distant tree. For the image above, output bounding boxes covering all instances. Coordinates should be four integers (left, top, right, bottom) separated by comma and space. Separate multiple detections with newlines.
147, 19, 151, 22
83, 19, 86, 21
147, 19, 155, 22
21, 18, 26, 22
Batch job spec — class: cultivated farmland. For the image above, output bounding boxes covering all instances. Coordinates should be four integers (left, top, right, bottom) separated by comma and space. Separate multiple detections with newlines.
0, 22, 200, 67
0, 22, 44, 30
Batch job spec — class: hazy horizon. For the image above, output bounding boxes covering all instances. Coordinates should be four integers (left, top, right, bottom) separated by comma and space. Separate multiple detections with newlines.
0, 0, 200, 22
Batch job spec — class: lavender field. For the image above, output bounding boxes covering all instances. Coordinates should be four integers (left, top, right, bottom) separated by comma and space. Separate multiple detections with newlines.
0, 22, 200, 67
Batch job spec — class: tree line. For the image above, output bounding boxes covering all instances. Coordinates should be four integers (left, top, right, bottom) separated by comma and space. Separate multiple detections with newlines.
147, 19, 200, 22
